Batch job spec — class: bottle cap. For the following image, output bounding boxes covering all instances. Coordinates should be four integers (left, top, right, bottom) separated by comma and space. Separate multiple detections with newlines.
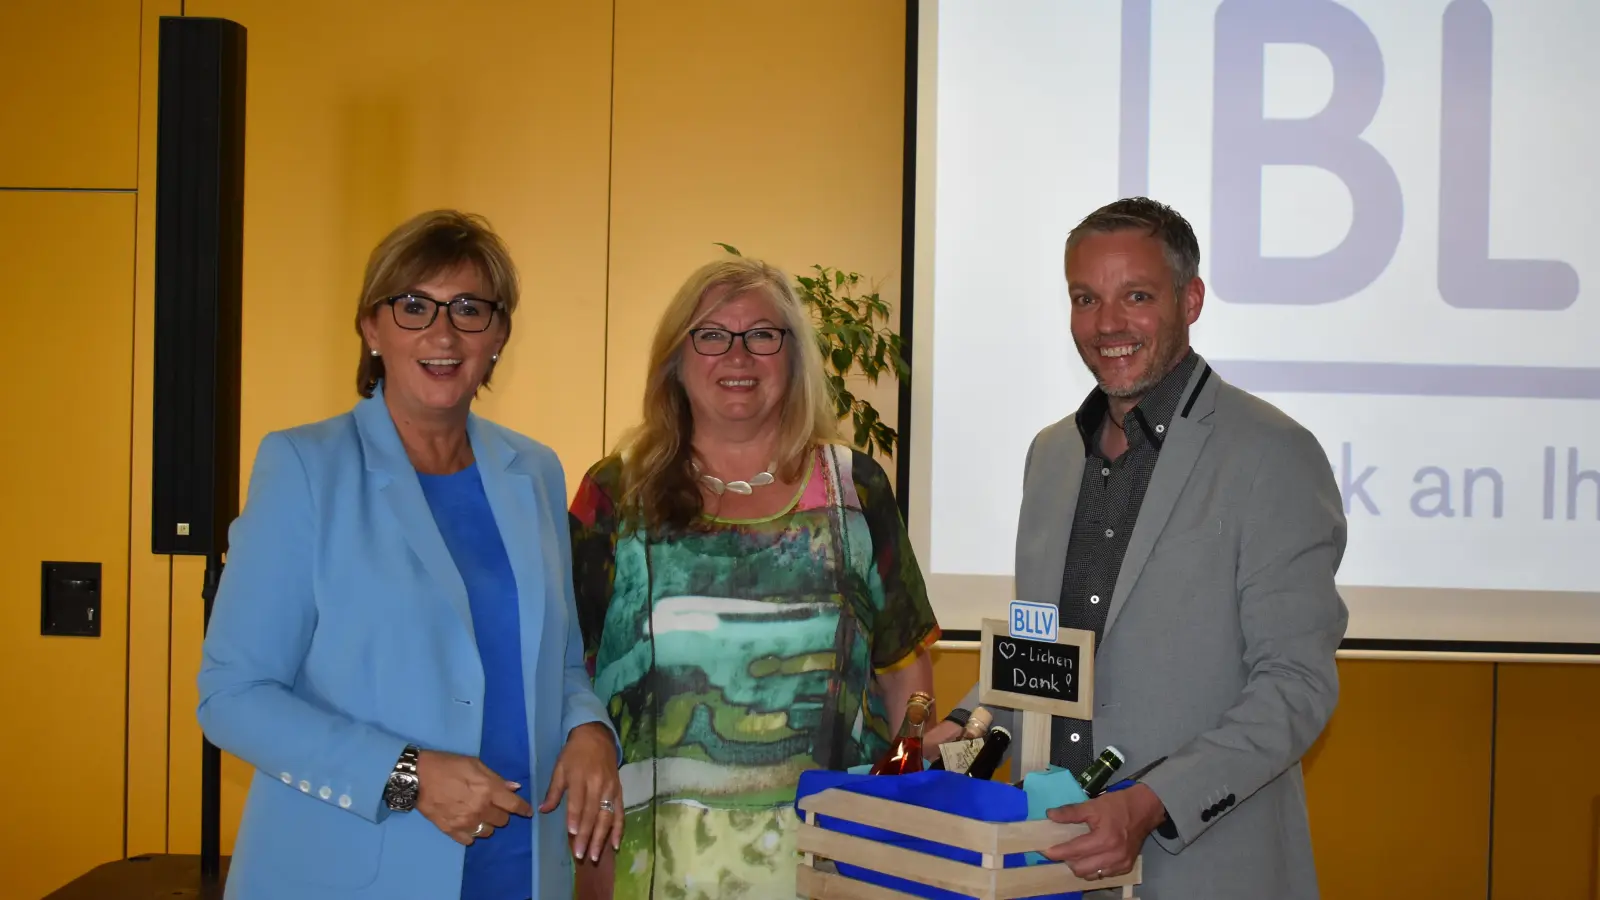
1103, 745, 1126, 765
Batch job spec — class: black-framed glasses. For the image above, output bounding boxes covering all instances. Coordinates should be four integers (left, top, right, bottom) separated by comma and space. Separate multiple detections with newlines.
688, 327, 790, 356
384, 294, 501, 332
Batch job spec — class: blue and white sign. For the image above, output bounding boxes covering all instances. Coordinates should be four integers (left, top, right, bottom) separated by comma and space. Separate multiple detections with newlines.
1008, 600, 1058, 642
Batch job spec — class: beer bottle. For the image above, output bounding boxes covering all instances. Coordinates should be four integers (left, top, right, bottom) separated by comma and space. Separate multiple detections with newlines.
1077, 745, 1126, 797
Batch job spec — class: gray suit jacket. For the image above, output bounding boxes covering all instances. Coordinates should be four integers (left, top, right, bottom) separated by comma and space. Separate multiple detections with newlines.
955, 357, 1348, 900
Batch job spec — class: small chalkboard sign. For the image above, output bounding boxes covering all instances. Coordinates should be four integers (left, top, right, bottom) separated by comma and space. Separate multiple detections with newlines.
978, 618, 1094, 720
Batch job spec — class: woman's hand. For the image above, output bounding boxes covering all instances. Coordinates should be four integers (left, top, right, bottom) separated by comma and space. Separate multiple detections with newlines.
540, 722, 623, 863
414, 750, 532, 845
921, 719, 964, 759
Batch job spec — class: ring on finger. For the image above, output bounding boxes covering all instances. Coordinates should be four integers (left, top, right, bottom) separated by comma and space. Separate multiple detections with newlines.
1094, 868, 1104, 880
472, 822, 486, 837
598, 798, 617, 814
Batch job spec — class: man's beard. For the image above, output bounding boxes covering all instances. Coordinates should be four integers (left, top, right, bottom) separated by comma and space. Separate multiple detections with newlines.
1080, 325, 1186, 399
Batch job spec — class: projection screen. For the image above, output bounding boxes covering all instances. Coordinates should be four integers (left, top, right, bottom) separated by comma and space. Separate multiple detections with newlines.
905, 0, 1600, 657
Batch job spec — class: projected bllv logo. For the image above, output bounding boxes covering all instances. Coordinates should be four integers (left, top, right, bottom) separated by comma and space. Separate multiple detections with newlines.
1117, 0, 1592, 400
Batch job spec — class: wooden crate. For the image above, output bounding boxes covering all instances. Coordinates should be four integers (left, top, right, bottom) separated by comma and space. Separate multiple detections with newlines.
796, 787, 1141, 899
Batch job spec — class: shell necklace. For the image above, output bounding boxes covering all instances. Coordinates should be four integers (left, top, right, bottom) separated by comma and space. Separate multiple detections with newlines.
693, 459, 777, 495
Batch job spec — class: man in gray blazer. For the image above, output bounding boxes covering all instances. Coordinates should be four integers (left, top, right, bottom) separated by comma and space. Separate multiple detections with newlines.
939, 197, 1348, 899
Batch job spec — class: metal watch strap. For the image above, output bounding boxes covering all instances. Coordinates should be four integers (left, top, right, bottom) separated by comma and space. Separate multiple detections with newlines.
394, 744, 419, 777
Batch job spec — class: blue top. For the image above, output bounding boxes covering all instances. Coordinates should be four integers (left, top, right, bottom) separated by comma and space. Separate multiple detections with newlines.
418, 463, 534, 900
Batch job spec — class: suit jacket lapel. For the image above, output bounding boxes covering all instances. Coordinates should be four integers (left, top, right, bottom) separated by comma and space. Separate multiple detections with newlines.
1101, 362, 1218, 638
1015, 424, 1085, 605
468, 416, 550, 660
354, 389, 475, 639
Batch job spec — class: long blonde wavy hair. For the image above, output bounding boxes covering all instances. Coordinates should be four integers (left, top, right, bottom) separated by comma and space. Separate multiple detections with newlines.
616, 256, 839, 532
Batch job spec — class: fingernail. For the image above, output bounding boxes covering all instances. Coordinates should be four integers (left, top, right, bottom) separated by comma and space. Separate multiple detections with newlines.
569, 824, 578, 835
573, 847, 583, 859
507, 781, 521, 790
590, 851, 599, 862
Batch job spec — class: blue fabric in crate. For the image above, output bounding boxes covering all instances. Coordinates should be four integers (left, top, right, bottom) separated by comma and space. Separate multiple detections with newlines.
795, 770, 1081, 900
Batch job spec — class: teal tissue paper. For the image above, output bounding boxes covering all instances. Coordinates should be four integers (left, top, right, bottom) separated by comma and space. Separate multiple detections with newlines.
1020, 767, 1090, 865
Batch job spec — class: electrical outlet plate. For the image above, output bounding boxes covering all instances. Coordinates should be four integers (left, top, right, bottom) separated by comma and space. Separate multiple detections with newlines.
41, 561, 101, 637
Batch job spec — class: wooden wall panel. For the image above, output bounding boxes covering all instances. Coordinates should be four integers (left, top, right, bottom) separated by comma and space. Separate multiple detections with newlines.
0, 0, 140, 188
0, 191, 135, 898
1491, 664, 1600, 900
124, 0, 182, 858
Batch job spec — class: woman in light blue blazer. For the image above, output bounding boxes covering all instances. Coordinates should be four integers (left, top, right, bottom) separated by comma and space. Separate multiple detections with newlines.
197, 209, 622, 900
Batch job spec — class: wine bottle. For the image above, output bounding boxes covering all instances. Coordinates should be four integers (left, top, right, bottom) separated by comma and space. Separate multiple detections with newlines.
1077, 745, 1126, 797
928, 707, 994, 771
961, 725, 1012, 780
870, 692, 934, 775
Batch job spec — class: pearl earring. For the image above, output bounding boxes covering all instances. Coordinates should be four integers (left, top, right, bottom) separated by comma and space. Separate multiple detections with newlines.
370, 349, 379, 357
491, 353, 499, 362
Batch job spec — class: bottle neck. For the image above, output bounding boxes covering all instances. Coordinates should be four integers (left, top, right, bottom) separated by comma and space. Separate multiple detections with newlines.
897, 702, 931, 739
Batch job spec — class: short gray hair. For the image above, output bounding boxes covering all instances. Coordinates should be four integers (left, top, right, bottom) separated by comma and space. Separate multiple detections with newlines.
1064, 197, 1200, 297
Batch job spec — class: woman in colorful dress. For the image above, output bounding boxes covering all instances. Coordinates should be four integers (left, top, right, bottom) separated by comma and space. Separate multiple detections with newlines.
568, 256, 940, 898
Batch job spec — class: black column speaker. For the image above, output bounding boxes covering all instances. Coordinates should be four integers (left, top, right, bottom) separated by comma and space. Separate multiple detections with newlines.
152, 16, 246, 558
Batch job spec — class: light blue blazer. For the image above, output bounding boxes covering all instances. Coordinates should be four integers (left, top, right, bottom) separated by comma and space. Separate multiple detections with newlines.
197, 386, 614, 900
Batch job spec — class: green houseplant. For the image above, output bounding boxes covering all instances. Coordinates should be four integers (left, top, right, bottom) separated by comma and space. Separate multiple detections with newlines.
715, 243, 909, 459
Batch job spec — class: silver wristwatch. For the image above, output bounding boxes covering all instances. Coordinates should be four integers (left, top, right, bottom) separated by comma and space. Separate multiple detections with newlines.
384, 744, 420, 811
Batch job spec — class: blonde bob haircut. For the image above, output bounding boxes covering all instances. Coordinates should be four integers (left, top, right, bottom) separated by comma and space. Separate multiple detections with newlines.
616, 256, 838, 531
353, 209, 520, 397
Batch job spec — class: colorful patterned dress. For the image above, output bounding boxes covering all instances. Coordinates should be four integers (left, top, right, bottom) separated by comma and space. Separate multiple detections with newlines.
569, 444, 940, 899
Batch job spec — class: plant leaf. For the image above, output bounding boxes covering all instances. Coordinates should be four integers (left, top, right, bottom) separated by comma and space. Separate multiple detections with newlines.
713, 242, 741, 256
831, 347, 853, 374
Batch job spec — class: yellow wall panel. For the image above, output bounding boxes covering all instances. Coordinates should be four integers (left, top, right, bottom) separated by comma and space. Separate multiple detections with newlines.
124, 0, 183, 857
0, 0, 140, 188
183, 0, 614, 490
605, 0, 907, 457
1302, 661, 1494, 899
1491, 664, 1600, 900
0, 191, 135, 898
930, 648, 978, 719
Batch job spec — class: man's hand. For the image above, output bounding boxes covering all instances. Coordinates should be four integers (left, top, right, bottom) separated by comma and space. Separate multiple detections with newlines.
1042, 783, 1167, 881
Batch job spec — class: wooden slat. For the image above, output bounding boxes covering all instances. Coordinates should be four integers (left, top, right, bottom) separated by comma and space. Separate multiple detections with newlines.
799, 788, 997, 854
798, 824, 993, 894
994, 855, 1142, 899
992, 817, 1090, 854
797, 864, 925, 900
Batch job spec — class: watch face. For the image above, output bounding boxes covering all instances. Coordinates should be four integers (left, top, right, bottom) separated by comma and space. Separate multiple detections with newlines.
387, 773, 419, 810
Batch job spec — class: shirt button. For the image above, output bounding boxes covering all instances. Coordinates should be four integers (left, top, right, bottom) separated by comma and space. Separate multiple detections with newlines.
298, 780, 310, 793
1155, 424, 1165, 434
280, 773, 292, 785
1101, 467, 1110, 476
338, 795, 352, 809
1090, 595, 1101, 604
1070, 732, 1081, 743
1104, 528, 1115, 538
318, 786, 332, 800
